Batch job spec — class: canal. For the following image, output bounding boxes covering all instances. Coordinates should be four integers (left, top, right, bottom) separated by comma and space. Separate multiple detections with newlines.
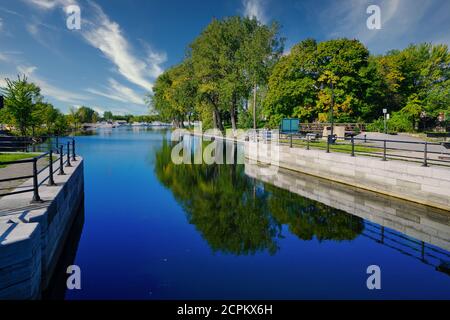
46, 128, 450, 299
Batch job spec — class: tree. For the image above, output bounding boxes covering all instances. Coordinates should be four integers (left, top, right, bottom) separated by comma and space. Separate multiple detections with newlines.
67, 107, 82, 131
263, 38, 372, 127
189, 16, 283, 130
151, 61, 197, 128
103, 111, 113, 121
76, 106, 98, 123
402, 94, 424, 130
0, 74, 42, 135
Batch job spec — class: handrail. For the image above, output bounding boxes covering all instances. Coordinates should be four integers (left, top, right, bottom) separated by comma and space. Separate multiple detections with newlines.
0, 137, 77, 202
254, 131, 450, 167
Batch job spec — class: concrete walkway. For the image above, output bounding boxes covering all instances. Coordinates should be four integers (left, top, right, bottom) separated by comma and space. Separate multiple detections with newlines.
356, 132, 449, 153
355, 132, 450, 162
0, 158, 53, 199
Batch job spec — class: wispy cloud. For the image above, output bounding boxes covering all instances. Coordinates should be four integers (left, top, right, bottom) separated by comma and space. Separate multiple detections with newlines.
318, 0, 450, 53
24, 0, 76, 10
16, 65, 88, 104
86, 78, 145, 105
82, 2, 166, 91
0, 18, 3, 31
242, 0, 268, 24
23, 0, 165, 97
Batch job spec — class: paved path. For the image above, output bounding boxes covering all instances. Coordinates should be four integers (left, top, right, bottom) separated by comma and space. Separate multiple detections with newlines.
0, 158, 51, 197
355, 132, 450, 162
356, 132, 448, 152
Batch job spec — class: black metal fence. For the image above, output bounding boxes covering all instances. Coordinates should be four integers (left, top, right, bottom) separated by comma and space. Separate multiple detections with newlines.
363, 221, 450, 276
273, 132, 450, 167
0, 137, 77, 203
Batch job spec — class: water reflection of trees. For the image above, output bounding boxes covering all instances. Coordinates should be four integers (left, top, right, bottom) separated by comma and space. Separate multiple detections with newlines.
154, 140, 364, 255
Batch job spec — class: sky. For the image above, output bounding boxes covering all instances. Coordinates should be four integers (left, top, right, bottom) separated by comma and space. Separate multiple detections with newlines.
0, 0, 449, 115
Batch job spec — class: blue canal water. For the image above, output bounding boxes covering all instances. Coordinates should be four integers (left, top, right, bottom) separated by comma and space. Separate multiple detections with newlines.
49, 128, 450, 300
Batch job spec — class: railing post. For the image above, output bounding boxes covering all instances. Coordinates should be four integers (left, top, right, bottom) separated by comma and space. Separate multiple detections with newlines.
72, 139, 77, 161
422, 142, 428, 167
351, 135, 355, 157
382, 140, 387, 161
31, 158, 42, 203
66, 142, 72, 167
326, 135, 330, 153
289, 134, 293, 148
364, 134, 367, 143
59, 145, 65, 175
306, 135, 310, 150
48, 150, 55, 186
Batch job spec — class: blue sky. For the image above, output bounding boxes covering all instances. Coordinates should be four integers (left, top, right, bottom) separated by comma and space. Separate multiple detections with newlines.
0, 0, 449, 115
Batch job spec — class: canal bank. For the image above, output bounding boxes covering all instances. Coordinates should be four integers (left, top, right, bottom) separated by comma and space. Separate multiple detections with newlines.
245, 140, 450, 212
245, 161, 450, 253
0, 158, 84, 299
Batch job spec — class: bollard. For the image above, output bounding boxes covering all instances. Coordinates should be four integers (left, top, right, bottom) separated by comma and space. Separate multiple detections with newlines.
290, 134, 293, 148
59, 145, 65, 175
72, 139, 77, 161
351, 135, 355, 157
31, 158, 42, 203
364, 134, 367, 143
422, 142, 428, 167
307, 136, 310, 150
48, 150, 55, 186
66, 142, 72, 167
382, 140, 387, 161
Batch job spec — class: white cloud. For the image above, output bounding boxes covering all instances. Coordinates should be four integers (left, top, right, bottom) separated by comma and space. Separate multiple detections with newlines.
23, 0, 165, 96
17, 65, 88, 104
242, 0, 268, 24
82, 2, 165, 91
24, 0, 76, 10
86, 78, 145, 105
0, 18, 3, 31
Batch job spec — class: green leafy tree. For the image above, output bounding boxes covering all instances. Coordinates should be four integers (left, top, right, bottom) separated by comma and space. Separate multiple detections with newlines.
401, 94, 424, 130
263, 38, 370, 127
151, 61, 197, 128
1, 75, 42, 135
103, 111, 114, 121
189, 16, 283, 130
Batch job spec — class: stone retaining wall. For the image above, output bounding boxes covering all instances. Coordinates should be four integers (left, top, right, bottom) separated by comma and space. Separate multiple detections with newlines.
0, 159, 84, 299
245, 141, 450, 211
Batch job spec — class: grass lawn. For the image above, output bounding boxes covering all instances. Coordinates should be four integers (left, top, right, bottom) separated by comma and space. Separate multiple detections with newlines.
0, 153, 41, 168
280, 139, 380, 154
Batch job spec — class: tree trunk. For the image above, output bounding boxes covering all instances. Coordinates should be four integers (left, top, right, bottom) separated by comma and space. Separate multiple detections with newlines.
253, 84, 257, 130
230, 93, 237, 131
212, 110, 217, 129
214, 109, 224, 131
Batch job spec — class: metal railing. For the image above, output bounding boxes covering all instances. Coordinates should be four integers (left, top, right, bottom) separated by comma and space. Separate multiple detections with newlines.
362, 221, 450, 276
0, 137, 77, 203
270, 132, 450, 167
